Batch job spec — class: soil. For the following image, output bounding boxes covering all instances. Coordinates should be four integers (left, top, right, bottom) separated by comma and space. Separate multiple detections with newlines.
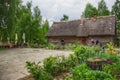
18, 75, 34, 80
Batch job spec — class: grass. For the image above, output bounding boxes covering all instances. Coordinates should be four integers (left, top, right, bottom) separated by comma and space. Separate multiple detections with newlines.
0, 47, 7, 51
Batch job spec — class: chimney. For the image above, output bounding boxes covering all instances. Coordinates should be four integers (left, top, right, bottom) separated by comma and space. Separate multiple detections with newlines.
92, 14, 97, 21
80, 15, 84, 26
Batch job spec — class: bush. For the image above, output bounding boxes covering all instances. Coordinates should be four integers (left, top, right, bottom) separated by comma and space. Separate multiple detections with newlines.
43, 56, 71, 75
26, 61, 53, 80
84, 70, 114, 80
71, 64, 90, 79
57, 55, 70, 72
43, 56, 59, 75
29, 44, 39, 48
64, 43, 81, 50
100, 52, 120, 63
74, 46, 100, 63
46, 43, 57, 49
71, 64, 114, 80
67, 54, 79, 67
103, 62, 120, 78
26, 44, 119, 80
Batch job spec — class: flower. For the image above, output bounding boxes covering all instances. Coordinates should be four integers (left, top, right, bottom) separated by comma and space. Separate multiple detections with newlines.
108, 49, 115, 54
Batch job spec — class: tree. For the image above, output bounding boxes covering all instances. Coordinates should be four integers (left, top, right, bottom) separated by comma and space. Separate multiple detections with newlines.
61, 14, 69, 21
111, 0, 120, 46
31, 6, 42, 44
111, 0, 120, 30
0, 1, 49, 45
15, 2, 33, 44
111, 0, 120, 20
0, 0, 21, 43
98, 0, 110, 16
41, 20, 49, 43
16, 2, 43, 45
82, 3, 98, 18
15, 1, 49, 45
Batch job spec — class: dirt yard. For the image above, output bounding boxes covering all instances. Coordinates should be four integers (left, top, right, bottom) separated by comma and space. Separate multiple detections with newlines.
0, 48, 72, 80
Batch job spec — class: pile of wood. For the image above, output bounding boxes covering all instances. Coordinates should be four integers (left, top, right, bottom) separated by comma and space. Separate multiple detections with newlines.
0, 42, 18, 48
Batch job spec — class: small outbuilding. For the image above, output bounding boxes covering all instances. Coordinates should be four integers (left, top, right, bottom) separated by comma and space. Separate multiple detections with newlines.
46, 15, 116, 46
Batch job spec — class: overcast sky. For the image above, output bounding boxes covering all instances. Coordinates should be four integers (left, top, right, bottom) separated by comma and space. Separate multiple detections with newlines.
22, 0, 115, 24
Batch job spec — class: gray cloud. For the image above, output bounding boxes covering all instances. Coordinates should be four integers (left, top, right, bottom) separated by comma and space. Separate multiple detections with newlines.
22, 0, 115, 24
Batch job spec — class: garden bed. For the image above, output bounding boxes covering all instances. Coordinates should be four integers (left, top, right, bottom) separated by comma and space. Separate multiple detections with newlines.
23, 43, 120, 80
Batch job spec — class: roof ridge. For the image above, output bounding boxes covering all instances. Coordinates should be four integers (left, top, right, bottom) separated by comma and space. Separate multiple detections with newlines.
84, 15, 115, 20
53, 19, 81, 24
53, 15, 115, 24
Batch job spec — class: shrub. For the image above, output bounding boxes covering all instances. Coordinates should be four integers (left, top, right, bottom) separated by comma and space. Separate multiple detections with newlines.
84, 70, 114, 80
100, 52, 120, 63
30, 44, 39, 48
46, 43, 57, 49
43, 56, 59, 75
26, 44, 119, 80
57, 55, 70, 72
107, 54, 120, 62
71, 64, 114, 80
67, 54, 79, 67
64, 42, 81, 50
106, 42, 115, 50
71, 63, 90, 79
103, 62, 120, 78
74, 46, 100, 63
64, 43, 75, 50
26, 61, 53, 80
43, 56, 71, 75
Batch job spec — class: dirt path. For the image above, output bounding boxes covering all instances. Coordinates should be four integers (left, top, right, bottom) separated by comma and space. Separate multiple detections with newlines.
0, 48, 72, 80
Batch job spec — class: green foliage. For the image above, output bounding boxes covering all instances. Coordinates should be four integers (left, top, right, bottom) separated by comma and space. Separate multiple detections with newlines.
117, 22, 120, 33
83, 0, 110, 18
43, 55, 71, 76
41, 20, 49, 43
43, 56, 59, 75
100, 52, 119, 62
111, 0, 120, 33
103, 62, 120, 78
26, 61, 53, 80
67, 54, 79, 67
46, 43, 57, 49
107, 54, 120, 62
57, 55, 70, 71
111, 0, 120, 20
106, 42, 115, 50
64, 43, 81, 50
16, 2, 48, 45
65, 77, 73, 80
0, 0, 21, 42
98, 0, 110, 16
82, 3, 98, 18
72, 64, 113, 80
0, 1, 49, 45
26, 45, 120, 79
61, 14, 69, 21
84, 70, 113, 80
29, 43, 39, 48
71, 64, 90, 80
74, 46, 100, 63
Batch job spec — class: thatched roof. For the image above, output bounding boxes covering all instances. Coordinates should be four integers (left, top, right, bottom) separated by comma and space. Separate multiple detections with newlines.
47, 15, 116, 37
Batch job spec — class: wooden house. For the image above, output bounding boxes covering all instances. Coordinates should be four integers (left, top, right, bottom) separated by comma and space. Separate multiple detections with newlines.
46, 15, 116, 46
